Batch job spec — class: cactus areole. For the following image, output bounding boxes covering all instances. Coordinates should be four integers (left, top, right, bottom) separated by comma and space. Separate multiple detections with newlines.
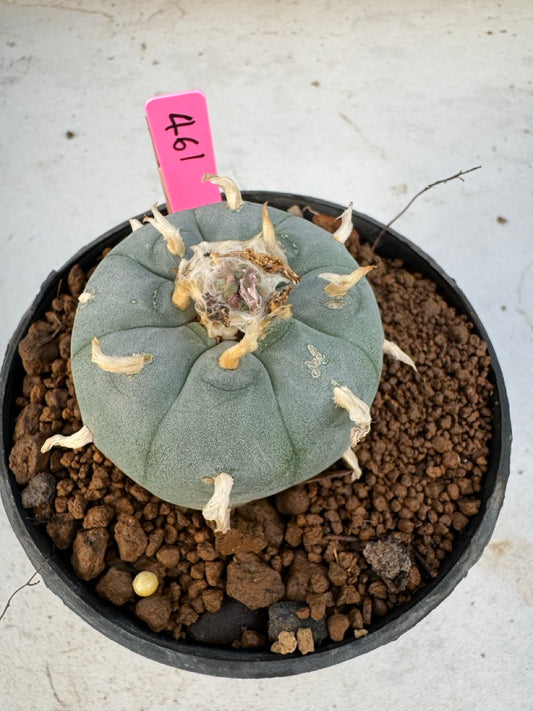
64, 180, 384, 531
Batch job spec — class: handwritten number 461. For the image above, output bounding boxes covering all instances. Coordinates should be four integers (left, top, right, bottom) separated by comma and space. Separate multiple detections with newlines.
165, 113, 205, 161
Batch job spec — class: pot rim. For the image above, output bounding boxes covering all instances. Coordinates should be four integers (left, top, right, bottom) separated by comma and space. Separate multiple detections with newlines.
0, 191, 512, 678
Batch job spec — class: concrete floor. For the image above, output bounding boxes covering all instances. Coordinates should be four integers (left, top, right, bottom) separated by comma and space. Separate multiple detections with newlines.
0, 1, 531, 709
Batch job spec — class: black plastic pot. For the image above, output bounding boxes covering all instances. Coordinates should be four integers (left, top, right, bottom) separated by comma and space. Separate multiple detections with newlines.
0, 191, 511, 678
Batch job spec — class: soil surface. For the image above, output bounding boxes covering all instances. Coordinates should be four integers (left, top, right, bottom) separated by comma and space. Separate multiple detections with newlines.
8, 209, 493, 654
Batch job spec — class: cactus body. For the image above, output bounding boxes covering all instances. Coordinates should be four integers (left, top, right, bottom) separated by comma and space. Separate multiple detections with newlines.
70, 200, 383, 511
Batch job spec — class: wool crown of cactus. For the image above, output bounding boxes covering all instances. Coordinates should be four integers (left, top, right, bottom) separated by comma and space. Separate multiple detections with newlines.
50, 178, 385, 531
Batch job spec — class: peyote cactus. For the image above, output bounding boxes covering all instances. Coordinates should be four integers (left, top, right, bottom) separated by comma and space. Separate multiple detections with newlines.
43, 177, 392, 532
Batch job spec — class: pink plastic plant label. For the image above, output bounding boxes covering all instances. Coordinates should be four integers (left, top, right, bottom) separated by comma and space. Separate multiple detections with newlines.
145, 90, 221, 211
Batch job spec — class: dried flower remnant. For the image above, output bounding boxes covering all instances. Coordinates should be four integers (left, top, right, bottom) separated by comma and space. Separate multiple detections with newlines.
91, 336, 153, 375
202, 473, 234, 533
143, 203, 185, 256
383, 338, 417, 371
333, 385, 371, 445
332, 202, 354, 244
341, 447, 363, 481
202, 173, 244, 211
319, 265, 376, 297
129, 218, 143, 232
41, 424, 93, 454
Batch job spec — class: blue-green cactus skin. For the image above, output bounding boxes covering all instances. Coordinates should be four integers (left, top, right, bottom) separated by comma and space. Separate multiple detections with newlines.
71, 202, 383, 509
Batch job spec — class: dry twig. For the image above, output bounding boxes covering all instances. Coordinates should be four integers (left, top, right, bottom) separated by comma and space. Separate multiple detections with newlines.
0, 569, 42, 623
372, 166, 481, 251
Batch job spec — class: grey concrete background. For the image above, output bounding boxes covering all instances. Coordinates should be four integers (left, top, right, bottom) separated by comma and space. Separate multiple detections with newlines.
0, 1, 531, 709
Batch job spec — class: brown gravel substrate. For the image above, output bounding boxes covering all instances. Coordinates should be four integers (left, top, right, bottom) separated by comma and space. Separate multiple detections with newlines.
8, 211, 493, 654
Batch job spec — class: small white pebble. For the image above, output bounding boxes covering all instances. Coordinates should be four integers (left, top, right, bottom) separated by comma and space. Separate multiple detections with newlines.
133, 571, 159, 597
